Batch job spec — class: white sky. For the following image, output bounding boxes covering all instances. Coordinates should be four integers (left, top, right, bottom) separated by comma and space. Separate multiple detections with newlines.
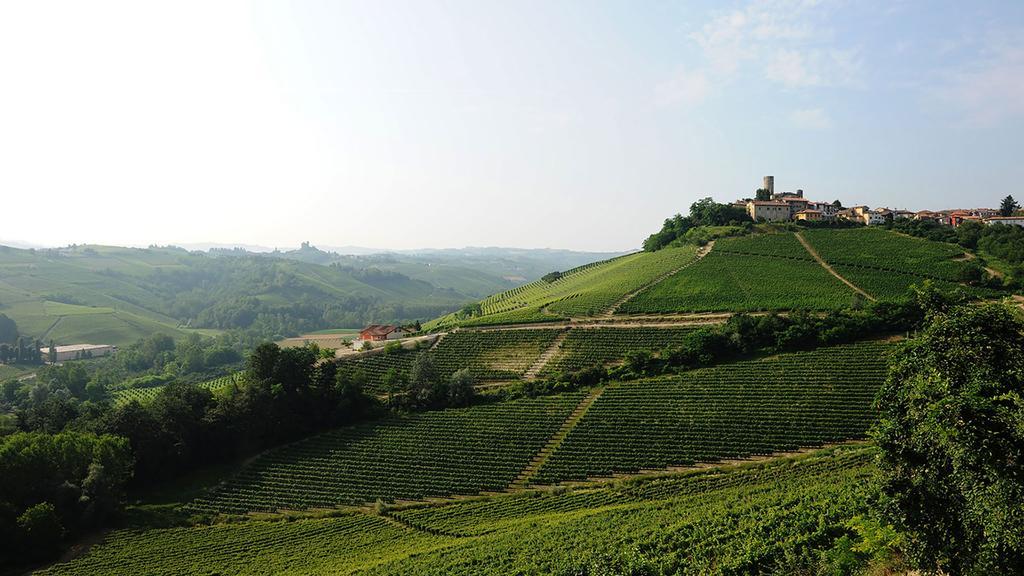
1, 1, 1022, 251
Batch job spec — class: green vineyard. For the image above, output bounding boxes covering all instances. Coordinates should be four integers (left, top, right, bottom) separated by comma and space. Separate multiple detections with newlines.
111, 372, 243, 406
426, 245, 698, 328
38, 446, 877, 575
714, 232, 816, 260
335, 349, 422, 395
542, 326, 697, 375
801, 227, 967, 281
429, 329, 563, 380
531, 340, 890, 484
618, 250, 856, 313
35, 512, 454, 576
187, 394, 584, 513
335, 329, 563, 393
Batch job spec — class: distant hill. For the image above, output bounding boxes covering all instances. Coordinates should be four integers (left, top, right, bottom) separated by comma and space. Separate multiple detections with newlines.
0, 243, 623, 346
261, 243, 626, 299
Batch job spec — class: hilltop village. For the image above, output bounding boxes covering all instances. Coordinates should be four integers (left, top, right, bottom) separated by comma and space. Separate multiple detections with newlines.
737, 175, 1024, 227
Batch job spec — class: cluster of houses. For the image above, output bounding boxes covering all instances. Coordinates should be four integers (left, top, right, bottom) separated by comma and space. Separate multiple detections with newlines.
735, 176, 1024, 228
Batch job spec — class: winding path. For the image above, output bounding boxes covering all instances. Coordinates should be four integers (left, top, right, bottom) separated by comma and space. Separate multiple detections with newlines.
603, 241, 717, 317
794, 232, 876, 302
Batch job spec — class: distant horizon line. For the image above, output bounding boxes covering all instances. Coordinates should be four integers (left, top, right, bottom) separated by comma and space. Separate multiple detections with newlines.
0, 239, 636, 256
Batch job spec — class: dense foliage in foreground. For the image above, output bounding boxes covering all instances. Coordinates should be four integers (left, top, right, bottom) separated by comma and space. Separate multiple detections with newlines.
876, 302, 1024, 575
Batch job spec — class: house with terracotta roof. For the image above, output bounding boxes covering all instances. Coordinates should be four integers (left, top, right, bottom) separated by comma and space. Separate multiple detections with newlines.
357, 324, 409, 342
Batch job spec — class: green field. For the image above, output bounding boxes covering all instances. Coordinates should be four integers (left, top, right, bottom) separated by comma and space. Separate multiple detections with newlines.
38, 445, 876, 575
618, 250, 857, 313
0, 244, 472, 346
426, 246, 698, 329
801, 227, 967, 281
187, 394, 584, 513
532, 340, 889, 484
542, 326, 698, 375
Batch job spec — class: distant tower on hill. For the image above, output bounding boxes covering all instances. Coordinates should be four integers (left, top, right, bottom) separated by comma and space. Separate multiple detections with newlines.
763, 176, 774, 196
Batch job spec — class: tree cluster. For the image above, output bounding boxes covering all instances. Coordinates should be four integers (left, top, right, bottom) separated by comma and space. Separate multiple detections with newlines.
875, 302, 1024, 575
105, 343, 376, 486
643, 198, 750, 251
889, 218, 1024, 286
0, 431, 132, 567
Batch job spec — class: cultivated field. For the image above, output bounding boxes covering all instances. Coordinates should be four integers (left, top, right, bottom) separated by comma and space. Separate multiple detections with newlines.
426, 245, 698, 328
187, 394, 584, 512
38, 445, 876, 576
532, 340, 890, 483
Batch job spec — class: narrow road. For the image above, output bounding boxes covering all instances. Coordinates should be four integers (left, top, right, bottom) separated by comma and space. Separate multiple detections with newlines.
794, 232, 876, 302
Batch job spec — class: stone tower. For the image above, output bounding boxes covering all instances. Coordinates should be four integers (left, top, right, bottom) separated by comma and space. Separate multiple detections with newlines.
763, 176, 774, 196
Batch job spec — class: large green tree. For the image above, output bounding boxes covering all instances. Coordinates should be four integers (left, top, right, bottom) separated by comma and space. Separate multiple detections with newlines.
999, 195, 1020, 217
874, 303, 1024, 575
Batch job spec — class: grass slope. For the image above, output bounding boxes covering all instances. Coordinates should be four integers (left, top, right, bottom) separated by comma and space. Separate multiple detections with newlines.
619, 249, 856, 313
0, 244, 468, 345
426, 246, 698, 329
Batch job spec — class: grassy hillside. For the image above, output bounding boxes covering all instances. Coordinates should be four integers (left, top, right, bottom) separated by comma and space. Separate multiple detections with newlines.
619, 238, 857, 313
277, 244, 626, 299
425, 245, 698, 329
0, 244, 469, 345
38, 445, 877, 575
617, 229, 1001, 315
421, 229, 1001, 327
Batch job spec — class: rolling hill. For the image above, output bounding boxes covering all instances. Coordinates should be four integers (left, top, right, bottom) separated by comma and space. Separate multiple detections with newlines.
0, 244, 614, 346
22, 225, 1020, 576
433, 228, 998, 327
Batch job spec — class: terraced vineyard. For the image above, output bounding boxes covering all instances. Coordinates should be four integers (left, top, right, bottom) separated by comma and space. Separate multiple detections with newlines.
542, 326, 697, 375
187, 394, 584, 513
39, 446, 877, 575
426, 246, 698, 328
531, 340, 890, 484
111, 372, 243, 406
429, 328, 563, 380
618, 250, 856, 313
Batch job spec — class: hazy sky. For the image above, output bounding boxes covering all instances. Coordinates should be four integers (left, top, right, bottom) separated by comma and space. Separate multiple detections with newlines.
1, 1, 1022, 251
